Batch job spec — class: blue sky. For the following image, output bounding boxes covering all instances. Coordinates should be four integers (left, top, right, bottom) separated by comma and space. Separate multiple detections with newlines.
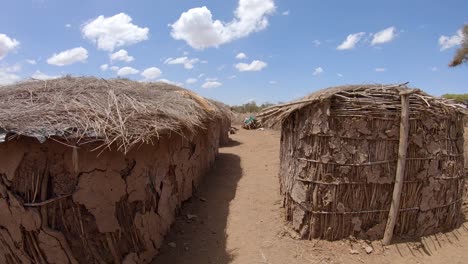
0, 0, 466, 105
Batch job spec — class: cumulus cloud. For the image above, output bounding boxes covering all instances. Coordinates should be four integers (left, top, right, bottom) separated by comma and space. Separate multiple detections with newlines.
47, 47, 88, 66
117, 66, 139, 76
31, 70, 60, 80
186, 78, 197, 84
0, 65, 21, 85
228, 75, 237, 79
110, 49, 134, 62
202, 80, 222, 88
439, 29, 463, 51
371, 26, 397, 45
100, 64, 109, 71
235, 60, 267, 72
313, 67, 324, 76
375, 67, 386, 72
157, 79, 183, 86
110, 66, 119, 71
269, 80, 277, 84
65, 24, 72, 28
170, 0, 276, 49
282, 10, 290, 16
164, 57, 199, 69
236, 52, 247, 59
141, 67, 162, 80
26, 59, 37, 65
0, 33, 20, 60
337, 32, 366, 50
82, 13, 149, 51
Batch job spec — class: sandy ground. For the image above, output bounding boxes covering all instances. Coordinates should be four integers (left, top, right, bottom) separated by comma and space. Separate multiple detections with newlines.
154, 127, 468, 264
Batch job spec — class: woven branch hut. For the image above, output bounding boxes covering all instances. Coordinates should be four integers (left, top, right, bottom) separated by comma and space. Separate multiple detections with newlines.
0, 77, 230, 263
258, 84, 466, 241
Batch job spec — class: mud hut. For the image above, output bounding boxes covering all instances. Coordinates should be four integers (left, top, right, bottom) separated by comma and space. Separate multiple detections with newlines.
258, 84, 466, 241
0, 77, 230, 263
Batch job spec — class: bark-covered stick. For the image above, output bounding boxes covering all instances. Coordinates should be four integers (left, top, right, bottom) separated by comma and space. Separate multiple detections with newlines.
382, 90, 412, 245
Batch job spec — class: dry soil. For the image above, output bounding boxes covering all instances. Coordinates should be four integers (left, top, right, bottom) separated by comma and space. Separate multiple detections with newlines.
154, 127, 468, 264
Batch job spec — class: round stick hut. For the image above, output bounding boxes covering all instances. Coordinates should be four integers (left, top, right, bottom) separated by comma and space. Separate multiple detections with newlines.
258, 84, 466, 241
0, 77, 230, 263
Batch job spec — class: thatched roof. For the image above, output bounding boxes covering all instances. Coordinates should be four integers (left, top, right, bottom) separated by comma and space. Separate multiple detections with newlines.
0, 76, 230, 152
258, 83, 466, 127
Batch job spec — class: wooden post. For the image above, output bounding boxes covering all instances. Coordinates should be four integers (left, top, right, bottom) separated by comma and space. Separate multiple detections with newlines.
382, 90, 412, 245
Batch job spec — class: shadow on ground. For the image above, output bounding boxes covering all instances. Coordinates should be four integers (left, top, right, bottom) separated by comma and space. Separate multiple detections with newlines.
221, 139, 242, 148
153, 152, 242, 264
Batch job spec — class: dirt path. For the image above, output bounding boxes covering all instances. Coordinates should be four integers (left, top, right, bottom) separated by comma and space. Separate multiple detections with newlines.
154, 128, 468, 264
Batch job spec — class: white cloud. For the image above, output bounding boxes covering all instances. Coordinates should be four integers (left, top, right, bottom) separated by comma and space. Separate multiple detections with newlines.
202, 80, 222, 88
205, 77, 218, 81
164, 57, 199, 69
117, 66, 139, 76
439, 29, 463, 51
100, 64, 109, 71
0, 72, 20, 85
337, 73, 343, 77
282, 10, 290, 16
141, 67, 162, 80
47, 47, 88, 66
269, 80, 277, 84
198, 73, 205, 78
337, 32, 365, 50
228, 75, 237, 79
110, 49, 134, 62
157, 79, 183, 86
431, 66, 438, 72
312, 40, 321, 47
65, 24, 72, 28
375, 67, 386, 72
31, 70, 60, 80
371, 26, 397, 45
235, 60, 267, 72
186, 78, 197, 84
170, 0, 276, 49
82, 13, 149, 51
313, 67, 324, 76
110, 66, 119, 71
0, 34, 20, 60
236, 52, 247, 59
0, 65, 21, 85
26, 59, 37, 65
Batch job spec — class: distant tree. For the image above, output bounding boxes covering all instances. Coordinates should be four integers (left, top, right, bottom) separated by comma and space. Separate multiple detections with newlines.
230, 101, 277, 113
442, 94, 468, 105
449, 24, 468, 67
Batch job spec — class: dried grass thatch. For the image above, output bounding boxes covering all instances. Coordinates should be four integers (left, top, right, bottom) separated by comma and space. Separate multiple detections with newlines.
258, 83, 466, 127
0, 76, 231, 152
259, 83, 466, 240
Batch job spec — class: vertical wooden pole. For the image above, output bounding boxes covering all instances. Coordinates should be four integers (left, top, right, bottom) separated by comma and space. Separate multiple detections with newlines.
382, 91, 411, 245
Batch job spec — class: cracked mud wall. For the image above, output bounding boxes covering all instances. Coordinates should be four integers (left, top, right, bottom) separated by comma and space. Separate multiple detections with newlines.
0, 120, 228, 263
279, 98, 465, 241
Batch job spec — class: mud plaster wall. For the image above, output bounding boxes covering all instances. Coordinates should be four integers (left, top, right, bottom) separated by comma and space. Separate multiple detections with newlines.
279, 98, 465, 241
0, 120, 228, 264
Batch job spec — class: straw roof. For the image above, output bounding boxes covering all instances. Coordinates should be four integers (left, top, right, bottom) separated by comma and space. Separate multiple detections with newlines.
258, 83, 466, 127
0, 76, 230, 152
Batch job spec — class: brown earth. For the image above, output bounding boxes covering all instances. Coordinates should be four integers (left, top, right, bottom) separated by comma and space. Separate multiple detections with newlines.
154, 127, 468, 264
